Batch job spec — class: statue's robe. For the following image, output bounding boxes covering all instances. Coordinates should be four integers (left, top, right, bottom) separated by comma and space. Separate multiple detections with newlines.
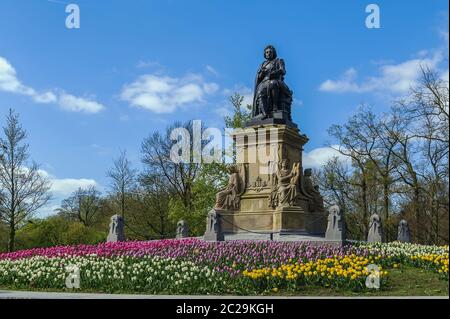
252, 58, 290, 117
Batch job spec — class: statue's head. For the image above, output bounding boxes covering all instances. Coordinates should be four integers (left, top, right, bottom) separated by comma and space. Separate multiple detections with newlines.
264, 45, 277, 60
328, 205, 341, 216
370, 213, 381, 223
228, 165, 238, 174
399, 219, 408, 229
280, 159, 289, 169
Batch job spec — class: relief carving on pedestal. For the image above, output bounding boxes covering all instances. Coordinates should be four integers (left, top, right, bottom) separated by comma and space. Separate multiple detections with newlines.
268, 159, 300, 208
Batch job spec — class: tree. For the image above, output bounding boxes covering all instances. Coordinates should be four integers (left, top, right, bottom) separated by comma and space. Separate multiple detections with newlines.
56, 186, 102, 227
327, 110, 375, 237
106, 150, 137, 219
134, 175, 172, 239
321, 67, 449, 244
224, 93, 252, 129
0, 109, 51, 252
383, 67, 449, 244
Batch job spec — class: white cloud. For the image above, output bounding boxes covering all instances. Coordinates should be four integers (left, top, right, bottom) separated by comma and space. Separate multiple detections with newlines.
205, 65, 219, 76
319, 50, 445, 94
120, 74, 219, 113
58, 92, 104, 113
50, 178, 99, 197
0, 56, 54, 102
203, 82, 219, 94
37, 169, 100, 217
0, 55, 105, 113
303, 145, 349, 169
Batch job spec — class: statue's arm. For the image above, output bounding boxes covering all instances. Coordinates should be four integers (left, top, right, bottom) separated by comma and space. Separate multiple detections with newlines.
256, 64, 266, 81
270, 59, 286, 79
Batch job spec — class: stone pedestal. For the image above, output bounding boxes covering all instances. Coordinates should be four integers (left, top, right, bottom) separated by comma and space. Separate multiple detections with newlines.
219, 124, 327, 236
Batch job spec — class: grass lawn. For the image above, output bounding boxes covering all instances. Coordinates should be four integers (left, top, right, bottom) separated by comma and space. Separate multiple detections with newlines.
272, 266, 449, 297
0, 266, 448, 297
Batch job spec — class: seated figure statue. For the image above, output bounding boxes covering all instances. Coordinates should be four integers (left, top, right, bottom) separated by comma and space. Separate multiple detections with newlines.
214, 165, 241, 210
251, 45, 293, 121
301, 168, 325, 212
269, 160, 300, 208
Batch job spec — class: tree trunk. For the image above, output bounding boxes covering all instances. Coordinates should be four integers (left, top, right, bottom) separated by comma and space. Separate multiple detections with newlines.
383, 180, 390, 241
8, 224, 15, 252
413, 186, 421, 243
361, 177, 369, 239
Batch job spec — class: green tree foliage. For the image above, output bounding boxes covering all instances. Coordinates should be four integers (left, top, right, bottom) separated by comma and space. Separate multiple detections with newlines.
224, 93, 252, 129
13, 215, 105, 250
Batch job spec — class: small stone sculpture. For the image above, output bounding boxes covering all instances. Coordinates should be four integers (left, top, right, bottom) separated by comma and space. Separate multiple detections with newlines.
367, 213, 384, 243
203, 209, 224, 241
176, 220, 189, 239
397, 219, 411, 243
325, 205, 346, 242
107, 214, 125, 242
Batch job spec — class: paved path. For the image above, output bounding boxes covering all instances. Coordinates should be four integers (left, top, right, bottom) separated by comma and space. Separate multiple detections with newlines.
0, 290, 447, 299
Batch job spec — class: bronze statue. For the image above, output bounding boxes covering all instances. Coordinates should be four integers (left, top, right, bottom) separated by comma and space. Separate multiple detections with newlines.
250, 45, 293, 125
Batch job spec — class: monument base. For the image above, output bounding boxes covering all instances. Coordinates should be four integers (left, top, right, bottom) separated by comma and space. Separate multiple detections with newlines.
245, 111, 297, 128
220, 208, 327, 237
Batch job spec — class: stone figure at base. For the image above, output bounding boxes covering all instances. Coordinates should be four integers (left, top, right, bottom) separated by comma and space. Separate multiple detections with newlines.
367, 213, 384, 243
397, 219, 411, 243
269, 160, 300, 208
215, 165, 241, 210
325, 205, 346, 242
203, 209, 224, 241
301, 168, 325, 212
107, 214, 125, 242
176, 220, 189, 239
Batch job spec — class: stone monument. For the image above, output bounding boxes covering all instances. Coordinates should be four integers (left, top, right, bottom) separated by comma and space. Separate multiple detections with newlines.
214, 45, 327, 237
203, 209, 224, 241
397, 219, 411, 243
367, 213, 384, 243
325, 205, 346, 242
107, 214, 125, 242
176, 220, 189, 239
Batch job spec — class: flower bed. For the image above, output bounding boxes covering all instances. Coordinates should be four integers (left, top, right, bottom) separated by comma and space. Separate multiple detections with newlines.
0, 240, 448, 294
356, 242, 449, 280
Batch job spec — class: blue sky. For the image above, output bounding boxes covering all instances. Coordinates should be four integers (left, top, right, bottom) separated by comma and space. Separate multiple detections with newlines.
0, 0, 448, 216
